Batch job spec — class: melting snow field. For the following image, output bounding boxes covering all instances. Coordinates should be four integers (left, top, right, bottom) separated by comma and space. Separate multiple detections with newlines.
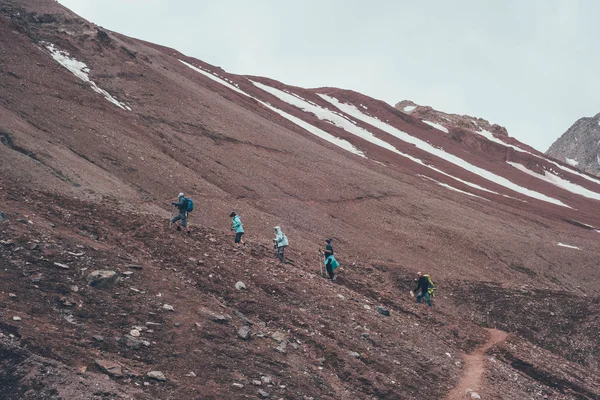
423, 121, 449, 133
507, 162, 600, 201
44, 43, 131, 111
319, 94, 570, 208
403, 105, 416, 112
252, 82, 497, 196
178, 60, 364, 157
557, 242, 580, 250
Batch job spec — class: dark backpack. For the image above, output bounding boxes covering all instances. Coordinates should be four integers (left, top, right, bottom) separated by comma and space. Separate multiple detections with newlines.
184, 198, 194, 212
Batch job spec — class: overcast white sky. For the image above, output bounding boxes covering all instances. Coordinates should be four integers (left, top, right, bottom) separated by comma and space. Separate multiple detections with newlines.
58, 0, 599, 152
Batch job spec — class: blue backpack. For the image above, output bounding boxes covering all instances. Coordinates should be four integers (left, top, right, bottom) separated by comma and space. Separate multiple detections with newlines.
326, 255, 339, 270
184, 198, 194, 212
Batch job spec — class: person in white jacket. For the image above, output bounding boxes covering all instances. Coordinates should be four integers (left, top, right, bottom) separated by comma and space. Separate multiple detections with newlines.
273, 226, 289, 262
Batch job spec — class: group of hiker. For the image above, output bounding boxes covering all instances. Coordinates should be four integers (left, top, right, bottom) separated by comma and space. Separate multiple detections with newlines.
169, 192, 435, 307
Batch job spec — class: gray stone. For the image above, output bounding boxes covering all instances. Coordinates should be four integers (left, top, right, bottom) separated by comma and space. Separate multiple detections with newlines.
87, 270, 118, 289
348, 351, 361, 359
237, 325, 251, 340
212, 314, 230, 324
235, 281, 247, 290
92, 335, 105, 342
120, 335, 143, 350
252, 380, 262, 386
0, 211, 8, 223
162, 304, 175, 312
275, 341, 287, 354
146, 371, 167, 381
95, 359, 123, 377
258, 389, 270, 398
376, 306, 390, 316
232, 383, 244, 388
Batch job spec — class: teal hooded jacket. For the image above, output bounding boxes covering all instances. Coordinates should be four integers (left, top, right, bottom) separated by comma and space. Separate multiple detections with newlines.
232, 215, 244, 233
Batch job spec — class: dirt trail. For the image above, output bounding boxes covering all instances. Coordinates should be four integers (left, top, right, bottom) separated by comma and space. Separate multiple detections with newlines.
445, 328, 509, 399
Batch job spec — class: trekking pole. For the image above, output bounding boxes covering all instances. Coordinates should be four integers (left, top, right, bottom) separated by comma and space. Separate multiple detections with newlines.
319, 249, 324, 277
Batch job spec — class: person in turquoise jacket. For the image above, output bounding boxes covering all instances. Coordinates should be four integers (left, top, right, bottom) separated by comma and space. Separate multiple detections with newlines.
273, 226, 288, 262
230, 212, 245, 248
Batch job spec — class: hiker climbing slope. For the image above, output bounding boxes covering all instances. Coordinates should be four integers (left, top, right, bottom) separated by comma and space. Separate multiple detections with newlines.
324, 238, 334, 259
412, 271, 435, 307
273, 226, 288, 262
230, 212, 245, 248
171, 192, 194, 234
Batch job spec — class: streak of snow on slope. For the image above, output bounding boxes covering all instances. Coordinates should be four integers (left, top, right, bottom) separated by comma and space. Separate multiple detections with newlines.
44, 43, 131, 111
320, 94, 570, 208
476, 129, 526, 153
252, 82, 496, 196
566, 158, 579, 167
178, 60, 364, 157
557, 242, 580, 250
540, 157, 600, 186
507, 162, 600, 201
419, 175, 488, 200
423, 121, 449, 133
403, 105, 416, 112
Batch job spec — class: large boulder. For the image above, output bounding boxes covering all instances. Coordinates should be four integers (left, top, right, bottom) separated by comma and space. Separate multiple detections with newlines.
87, 270, 118, 289
95, 359, 123, 377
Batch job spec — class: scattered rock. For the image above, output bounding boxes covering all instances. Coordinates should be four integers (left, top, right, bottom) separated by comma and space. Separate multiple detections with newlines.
186, 371, 196, 377
0, 211, 8, 223
29, 243, 39, 251
87, 270, 118, 289
120, 335, 143, 350
95, 359, 123, 377
232, 383, 244, 389
348, 351, 361, 359
8, 293, 16, 299
122, 271, 134, 276
12, 316, 21, 321
66, 251, 85, 256
471, 393, 481, 399
92, 335, 105, 342
258, 389, 270, 398
337, 294, 345, 300
271, 331, 286, 343
162, 304, 175, 312
237, 325, 251, 340
211, 314, 230, 324
54, 262, 70, 269
70, 285, 79, 293
363, 304, 371, 310
275, 341, 287, 354
130, 329, 141, 337
252, 380, 262, 386
146, 371, 167, 382
235, 281, 247, 290
376, 306, 390, 316
261, 376, 272, 384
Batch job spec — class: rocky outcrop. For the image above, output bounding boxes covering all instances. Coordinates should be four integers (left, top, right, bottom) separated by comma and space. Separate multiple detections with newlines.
546, 113, 600, 176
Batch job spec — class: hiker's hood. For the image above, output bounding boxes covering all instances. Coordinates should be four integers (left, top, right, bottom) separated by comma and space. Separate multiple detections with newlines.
274, 226, 281, 234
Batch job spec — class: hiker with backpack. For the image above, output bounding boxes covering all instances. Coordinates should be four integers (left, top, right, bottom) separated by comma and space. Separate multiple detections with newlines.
230, 212, 245, 248
325, 253, 339, 281
273, 226, 288, 262
171, 192, 194, 233
324, 238, 334, 259
412, 272, 435, 307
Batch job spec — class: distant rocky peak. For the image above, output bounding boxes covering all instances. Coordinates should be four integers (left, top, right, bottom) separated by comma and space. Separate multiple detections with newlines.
546, 112, 600, 176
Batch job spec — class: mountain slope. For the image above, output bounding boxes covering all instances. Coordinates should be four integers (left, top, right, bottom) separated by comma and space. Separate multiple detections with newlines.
0, 0, 599, 399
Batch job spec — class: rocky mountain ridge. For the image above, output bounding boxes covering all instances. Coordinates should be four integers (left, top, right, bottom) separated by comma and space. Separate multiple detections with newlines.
546, 112, 600, 176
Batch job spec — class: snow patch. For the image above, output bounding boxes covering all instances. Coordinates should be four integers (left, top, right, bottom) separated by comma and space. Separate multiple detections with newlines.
403, 105, 416, 112
565, 158, 579, 167
508, 161, 600, 201
319, 95, 570, 208
178, 60, 364, 157
44, 42, 131, 111
423, 121, 449, 133
557, 242, 580, 250
420, 175, 488, 200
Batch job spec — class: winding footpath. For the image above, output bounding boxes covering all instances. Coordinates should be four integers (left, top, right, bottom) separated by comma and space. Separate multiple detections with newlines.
445, 328, 509, 400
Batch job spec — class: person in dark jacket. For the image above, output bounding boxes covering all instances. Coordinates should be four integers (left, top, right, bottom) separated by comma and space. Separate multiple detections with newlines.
324, 238, 334, 259
171, 192, 189, 234
412, 271, 433, 307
